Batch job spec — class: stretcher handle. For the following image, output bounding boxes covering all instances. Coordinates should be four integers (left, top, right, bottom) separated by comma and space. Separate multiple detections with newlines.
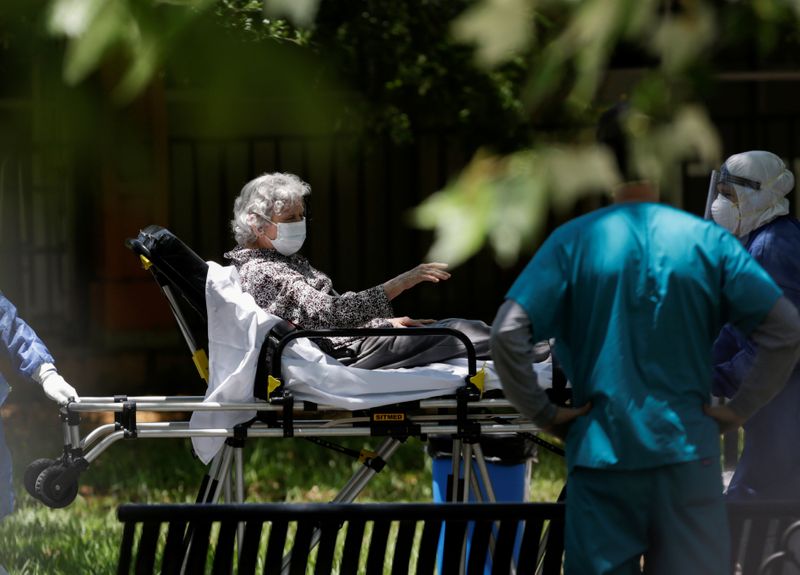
271, 327, 477, 377
125, 237, 152, 260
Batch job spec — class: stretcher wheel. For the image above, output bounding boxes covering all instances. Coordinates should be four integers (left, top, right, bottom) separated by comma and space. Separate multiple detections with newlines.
24, 458, 55, 499
34, 465, 79, 509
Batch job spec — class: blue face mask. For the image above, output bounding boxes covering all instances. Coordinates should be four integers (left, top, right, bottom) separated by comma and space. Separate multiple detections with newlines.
268, 218, 306, 256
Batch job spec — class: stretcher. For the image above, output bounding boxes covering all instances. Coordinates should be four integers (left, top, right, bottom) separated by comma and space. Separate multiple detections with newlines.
24, 226, 568, 510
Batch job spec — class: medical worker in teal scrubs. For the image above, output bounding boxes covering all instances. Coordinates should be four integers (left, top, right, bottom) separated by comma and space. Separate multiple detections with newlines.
490, 104, 800, 575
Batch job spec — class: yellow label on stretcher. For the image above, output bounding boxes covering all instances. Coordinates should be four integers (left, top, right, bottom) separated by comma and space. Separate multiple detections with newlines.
373, 413, 405, 422
192, 349, 209, 382
139, 255, 153, 270
469, 365, 486, 394
267, 375, 282, 397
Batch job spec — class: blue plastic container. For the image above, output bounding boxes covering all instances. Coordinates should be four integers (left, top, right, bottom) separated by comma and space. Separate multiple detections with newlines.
431, 456, 531, 574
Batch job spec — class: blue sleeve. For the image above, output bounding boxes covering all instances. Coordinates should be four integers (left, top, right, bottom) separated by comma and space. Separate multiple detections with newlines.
0, 291, 54, 380
505, 229, 570, 341
711, 324, 753, 398
713, 227, 798, 397
719, 233, 782, 335
748, 224, 800, 308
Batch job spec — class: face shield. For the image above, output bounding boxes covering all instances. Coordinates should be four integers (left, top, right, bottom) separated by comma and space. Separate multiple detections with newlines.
709, 164, 765, 235
704, 169, 719, 220
706, 166, 763, 219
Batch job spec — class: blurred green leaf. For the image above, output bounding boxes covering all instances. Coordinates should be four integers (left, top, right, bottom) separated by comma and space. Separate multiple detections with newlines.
414, 144, 619, 266
631, 104, 721, 194
451, 0, 535, 67
753, 0, 782, 20
649, 2, 715, 74
561, 0, 627, 108
263, 0, 321, 27
414, 152, 498, 265
485, 150, 550, 265
525, 0, 658, 112
49, 0, 125, 85
113, 27, 162, 101
47, 0, 106, 37
543, 145, 620, 210
47, 0, 216, 102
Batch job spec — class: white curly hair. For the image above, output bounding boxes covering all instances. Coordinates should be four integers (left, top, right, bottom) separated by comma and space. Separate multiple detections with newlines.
231, 172, 311, 246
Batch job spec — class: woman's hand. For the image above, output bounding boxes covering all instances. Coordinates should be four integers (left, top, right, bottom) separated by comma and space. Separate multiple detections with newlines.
388, 317, 436, 328
383, 263, 451, 300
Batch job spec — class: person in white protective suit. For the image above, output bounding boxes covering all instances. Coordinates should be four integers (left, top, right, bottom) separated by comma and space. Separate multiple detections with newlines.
224, 172, 528, 371
710, 150, 800, 500
0, 290, 79, 575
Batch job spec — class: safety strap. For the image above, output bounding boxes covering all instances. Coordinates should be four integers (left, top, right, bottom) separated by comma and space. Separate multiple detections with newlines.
192, 349, 209, 383
468, 364, 487, 396
720, 166, 761, 190
267, 375, 282, 399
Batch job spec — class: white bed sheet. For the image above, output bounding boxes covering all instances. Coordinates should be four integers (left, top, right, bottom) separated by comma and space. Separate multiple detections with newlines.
190, 263, 551, 464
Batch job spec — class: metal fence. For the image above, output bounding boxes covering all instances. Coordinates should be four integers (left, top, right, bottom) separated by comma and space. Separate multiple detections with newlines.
0, 146, 82, 339
3, 106, 800, 341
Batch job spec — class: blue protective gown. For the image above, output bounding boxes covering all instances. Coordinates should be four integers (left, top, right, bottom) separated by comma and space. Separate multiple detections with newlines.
507, 202, 781, 574
0, 290, 55, 520
713, 214, 800, 500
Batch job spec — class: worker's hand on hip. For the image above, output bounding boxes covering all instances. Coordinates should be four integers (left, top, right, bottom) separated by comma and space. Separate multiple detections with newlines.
704, 404, 745, 434
544, 402, 592, 439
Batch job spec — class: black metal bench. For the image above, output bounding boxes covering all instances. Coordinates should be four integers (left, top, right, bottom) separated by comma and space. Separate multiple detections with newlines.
117, 500, 800, 575
116, 502, 565, 574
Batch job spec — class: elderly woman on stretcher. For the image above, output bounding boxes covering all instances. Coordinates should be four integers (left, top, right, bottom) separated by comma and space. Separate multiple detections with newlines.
226, 172, 508, 370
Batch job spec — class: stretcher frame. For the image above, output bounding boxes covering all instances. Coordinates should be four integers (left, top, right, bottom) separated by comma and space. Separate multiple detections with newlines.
25, 225, 562, 514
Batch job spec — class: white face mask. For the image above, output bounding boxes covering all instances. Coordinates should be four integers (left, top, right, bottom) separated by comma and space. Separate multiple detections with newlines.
268, 218, 306, 256
711, 196, 741, 236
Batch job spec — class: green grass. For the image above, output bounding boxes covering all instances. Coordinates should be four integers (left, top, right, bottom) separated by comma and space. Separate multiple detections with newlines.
0, 409, 566, 574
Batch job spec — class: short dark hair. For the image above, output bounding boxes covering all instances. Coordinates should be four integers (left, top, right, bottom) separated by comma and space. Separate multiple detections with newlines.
596, 102, 632, 181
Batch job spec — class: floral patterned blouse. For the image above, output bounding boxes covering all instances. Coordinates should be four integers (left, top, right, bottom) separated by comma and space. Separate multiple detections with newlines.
225, 247, 393, 348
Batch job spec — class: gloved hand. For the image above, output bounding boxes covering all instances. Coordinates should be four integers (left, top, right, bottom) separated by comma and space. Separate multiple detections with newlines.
32, 363, 80, 405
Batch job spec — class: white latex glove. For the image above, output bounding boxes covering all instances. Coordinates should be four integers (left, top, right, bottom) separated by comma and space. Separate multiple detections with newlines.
32, 363, 80, 405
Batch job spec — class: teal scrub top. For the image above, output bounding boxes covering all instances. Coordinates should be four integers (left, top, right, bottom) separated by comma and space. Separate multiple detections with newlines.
507, 203, 781, 471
